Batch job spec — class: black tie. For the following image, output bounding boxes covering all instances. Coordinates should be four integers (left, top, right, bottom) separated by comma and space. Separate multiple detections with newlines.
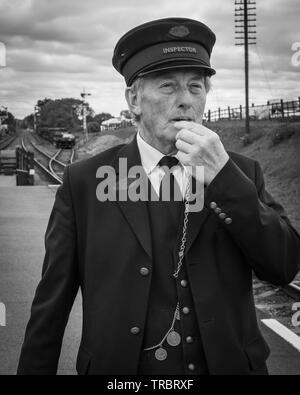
158, 156, 181, 201
157, 156, 183, 229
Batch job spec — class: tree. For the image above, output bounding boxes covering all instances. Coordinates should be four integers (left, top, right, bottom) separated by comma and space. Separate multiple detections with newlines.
88, 121, 101, 134
94, 112, 113, 125
27, 98, 95, 131
0, 109, 16, 133
21, 114, 34, 129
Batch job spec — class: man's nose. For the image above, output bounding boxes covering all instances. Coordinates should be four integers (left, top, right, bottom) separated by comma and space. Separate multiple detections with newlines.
176, 88, 193, 109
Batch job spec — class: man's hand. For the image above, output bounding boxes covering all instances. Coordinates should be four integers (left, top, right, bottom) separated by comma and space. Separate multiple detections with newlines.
174, 121, 229, 186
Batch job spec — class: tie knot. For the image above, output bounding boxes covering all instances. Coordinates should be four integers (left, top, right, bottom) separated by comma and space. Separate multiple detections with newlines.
158, 156, 179, 169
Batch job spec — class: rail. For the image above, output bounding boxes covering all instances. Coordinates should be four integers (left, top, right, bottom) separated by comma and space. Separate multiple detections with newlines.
0, 135, 16, 150
22, 137, 63, 185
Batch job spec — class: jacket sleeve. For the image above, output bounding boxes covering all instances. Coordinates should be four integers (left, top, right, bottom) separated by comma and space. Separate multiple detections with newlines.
17, 166, 79, 375
204, 158, 300, 285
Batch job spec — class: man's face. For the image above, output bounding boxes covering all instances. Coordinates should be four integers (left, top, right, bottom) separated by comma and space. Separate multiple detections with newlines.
136, 69, 207, 153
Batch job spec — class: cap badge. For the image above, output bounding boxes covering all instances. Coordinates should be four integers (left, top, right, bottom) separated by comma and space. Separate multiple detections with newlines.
169, 25, 190, 38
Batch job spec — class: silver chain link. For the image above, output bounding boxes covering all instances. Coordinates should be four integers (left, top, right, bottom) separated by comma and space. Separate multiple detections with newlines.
143, 303, 180, 352
173, 174, 191, 278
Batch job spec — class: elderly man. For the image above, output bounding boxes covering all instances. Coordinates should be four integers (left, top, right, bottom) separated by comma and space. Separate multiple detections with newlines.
18, 17, 300, 375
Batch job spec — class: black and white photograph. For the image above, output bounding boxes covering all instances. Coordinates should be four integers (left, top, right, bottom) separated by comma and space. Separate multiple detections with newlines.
0, 0, 300, 379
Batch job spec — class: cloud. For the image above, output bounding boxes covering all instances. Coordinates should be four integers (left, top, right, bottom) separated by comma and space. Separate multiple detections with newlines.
0, 0, 299, 118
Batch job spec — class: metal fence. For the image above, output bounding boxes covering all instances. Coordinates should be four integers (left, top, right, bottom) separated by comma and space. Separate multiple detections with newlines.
204, 98, 300, 122
16, 147, 35, 185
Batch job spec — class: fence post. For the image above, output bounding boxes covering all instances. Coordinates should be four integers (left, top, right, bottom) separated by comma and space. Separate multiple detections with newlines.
20, 148, 24, 170
280, 99, 285, 119
267, 101, 271, 120
208, 109, 211, 123
228, 106, 231, 120
16, 148, 20, 169
218, 107, 221, 121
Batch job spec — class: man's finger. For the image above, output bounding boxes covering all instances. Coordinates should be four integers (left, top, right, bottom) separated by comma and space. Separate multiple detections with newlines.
176, 150, 190, 166
175, 138, 193, 154
174, 121, 210, 136
176, 128, 202, 145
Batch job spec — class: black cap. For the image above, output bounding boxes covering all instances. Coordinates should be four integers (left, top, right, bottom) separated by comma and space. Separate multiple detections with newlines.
113, 17, 216, 86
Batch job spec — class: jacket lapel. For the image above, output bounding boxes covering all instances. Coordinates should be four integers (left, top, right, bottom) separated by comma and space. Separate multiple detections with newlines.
111, 136, 152, 259
185, 207, 210, 255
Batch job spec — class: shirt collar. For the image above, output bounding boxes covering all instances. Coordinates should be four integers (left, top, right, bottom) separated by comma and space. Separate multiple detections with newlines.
136, 131, 175, 175
136, 132, 193, 183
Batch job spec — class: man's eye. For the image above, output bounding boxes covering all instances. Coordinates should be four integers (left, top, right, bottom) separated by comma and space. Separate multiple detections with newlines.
159, 83, 175, 91
190, 83, 203, 91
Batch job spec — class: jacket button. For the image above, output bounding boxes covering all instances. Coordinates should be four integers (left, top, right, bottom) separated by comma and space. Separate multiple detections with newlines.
182, 307, 190, 315
210, 202, 217, 209
130, 327, 140, 335
140, 267, 150, 276
186, 336, 193, 344
225, 218, 233, 225
181, 279, 188, 288
188, 363, 195, 371
214, 207, 222, 214
219, 213, 227, 220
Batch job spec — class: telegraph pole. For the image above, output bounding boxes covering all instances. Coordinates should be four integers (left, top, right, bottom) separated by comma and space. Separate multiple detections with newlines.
235, 0, 257, 134
80, 90, 92, 142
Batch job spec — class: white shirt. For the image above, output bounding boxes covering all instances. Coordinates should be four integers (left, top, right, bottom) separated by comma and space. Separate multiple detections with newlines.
136, 131, 188, 198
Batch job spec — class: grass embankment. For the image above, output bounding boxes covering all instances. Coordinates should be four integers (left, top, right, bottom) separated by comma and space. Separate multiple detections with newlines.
77, 120, 300, 233
210, 120, 300, 233
76, 126, 136, 160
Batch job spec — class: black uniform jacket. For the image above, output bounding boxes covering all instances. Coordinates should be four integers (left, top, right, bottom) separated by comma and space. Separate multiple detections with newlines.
17, 135, 300, 375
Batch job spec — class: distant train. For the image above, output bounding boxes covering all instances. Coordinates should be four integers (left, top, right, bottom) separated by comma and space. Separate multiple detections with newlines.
37, 127, 76, 149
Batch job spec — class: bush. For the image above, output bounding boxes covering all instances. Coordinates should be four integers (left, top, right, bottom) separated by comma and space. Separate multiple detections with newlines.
88, 122, 101, 134
240, 129, 263, 146
271, 124, 298, 146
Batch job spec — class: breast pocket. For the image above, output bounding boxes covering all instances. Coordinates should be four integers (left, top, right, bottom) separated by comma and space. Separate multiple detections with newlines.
76, 345, 92, 375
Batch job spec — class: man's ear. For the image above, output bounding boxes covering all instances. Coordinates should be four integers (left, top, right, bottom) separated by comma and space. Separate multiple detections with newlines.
125, 87, 141, 118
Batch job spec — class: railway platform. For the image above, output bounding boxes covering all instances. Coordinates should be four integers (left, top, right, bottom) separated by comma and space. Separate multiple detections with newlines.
0, 184, 299, 375
0, 184, 81, 375
0, 175, 16, 187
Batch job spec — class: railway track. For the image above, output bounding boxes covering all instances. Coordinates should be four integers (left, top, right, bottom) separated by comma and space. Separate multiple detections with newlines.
0, 135, 16, 150
254, 276, 300, 335
282, 282, 300, 301
22, 132, 75, 185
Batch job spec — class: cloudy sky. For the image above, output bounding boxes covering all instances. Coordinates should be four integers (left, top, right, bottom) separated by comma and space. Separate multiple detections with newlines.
0, 0, 299, 119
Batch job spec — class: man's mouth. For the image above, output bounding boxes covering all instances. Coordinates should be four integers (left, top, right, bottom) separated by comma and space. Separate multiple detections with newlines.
171, 116, 194, 122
